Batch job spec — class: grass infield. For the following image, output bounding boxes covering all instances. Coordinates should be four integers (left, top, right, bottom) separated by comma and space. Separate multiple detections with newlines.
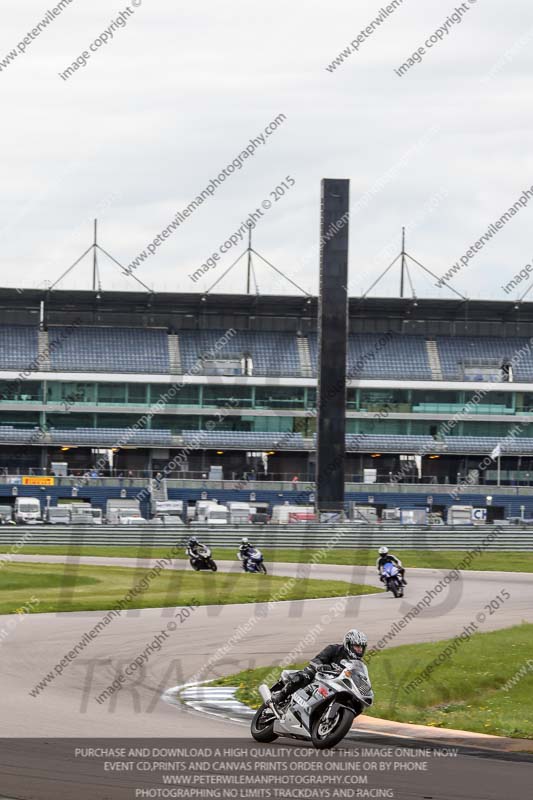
8, 545, 533, 572
0, 561, 380, 614
213, 623, 533, 740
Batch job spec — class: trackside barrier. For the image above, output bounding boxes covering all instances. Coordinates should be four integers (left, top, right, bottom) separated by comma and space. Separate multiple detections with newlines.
0, 525, 532, 550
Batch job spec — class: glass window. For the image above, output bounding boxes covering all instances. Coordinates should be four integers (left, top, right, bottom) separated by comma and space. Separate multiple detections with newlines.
149, 384, 199, 406
203, 359, 242, 376
97, 384, 126, 404
249, 416, 294, 432
462, 421, 519, 437
172, 385, 200, 406
0, 411, 40, 428
412, 390, 458, 405
516, 393, 525, 412
0, 381, 42, 402
358, 418, 408, 434
47, 413, 94, 429
255, 387, 305, 409
360, 389, 409, 412
306, 416, 317, 435
128, 384, 148, 404
347, 388, 357, 410
202, 386, 252, 408
202, 414, 250, 431
152, 415, 199, 433
69, 383, 94, 404
95, 414, 141, 429
464, 391, 513, 413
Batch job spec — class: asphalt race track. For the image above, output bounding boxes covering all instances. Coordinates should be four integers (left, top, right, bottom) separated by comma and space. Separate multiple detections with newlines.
1, 555, 532, 799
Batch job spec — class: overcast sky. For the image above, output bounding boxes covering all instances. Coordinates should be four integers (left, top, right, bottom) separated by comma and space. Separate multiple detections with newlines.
1, 0, 532, 301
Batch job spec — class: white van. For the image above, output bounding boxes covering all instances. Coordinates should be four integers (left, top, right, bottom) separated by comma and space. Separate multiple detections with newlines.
206, 505, 229, 525
0, 504, 13, 524
270, 504, 316, 524
192, 501, 228, 525
227, 502, 252, 524
119, 514, 147, 525
14, 497, 42, 524
195, 500, 220, 522
46, 506, 71, 524
447, 505, 474, 525
70, 505, 94, 525
350, 505, 378, 524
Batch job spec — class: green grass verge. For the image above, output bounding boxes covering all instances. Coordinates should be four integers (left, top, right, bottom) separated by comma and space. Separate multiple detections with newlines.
212, 623, 533, 739
0, 561, 380, 614
8, 545, 533, 572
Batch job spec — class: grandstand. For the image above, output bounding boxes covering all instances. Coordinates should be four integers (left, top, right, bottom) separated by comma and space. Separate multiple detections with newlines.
1, 288, 533, 517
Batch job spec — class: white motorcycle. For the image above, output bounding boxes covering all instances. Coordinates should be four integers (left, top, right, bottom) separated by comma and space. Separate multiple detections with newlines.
188, 544, 218, 571
251, 659, 373, 749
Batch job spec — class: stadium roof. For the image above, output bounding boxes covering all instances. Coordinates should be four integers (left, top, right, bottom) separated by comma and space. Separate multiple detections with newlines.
1, 288, 533, 331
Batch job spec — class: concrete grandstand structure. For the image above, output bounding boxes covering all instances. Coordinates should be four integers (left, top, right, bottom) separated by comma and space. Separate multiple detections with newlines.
2, 288, 533, 518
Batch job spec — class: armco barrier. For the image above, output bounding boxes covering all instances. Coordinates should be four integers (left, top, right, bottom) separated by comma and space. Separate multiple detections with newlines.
0, 525, 532, 550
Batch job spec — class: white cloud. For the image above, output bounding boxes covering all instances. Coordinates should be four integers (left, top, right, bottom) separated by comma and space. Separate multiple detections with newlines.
0, 0, 531, 299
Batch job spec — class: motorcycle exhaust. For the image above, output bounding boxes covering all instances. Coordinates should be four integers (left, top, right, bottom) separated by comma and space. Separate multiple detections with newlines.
259, 684, 272, 704
259, 684, 283, 720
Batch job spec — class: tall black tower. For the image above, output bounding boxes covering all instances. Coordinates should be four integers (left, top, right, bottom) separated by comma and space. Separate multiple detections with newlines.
316, 178, 350, 514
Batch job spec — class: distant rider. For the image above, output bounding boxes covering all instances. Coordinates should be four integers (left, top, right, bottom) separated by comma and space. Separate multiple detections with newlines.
376, 546, 407, 585
271, 629, 368, 706
186, 536, 203, 559
238, 537, 253, 571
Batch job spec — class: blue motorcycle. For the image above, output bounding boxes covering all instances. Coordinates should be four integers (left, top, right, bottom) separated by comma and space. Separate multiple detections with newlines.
381, 562, 404, 598
241, 547, 267, 574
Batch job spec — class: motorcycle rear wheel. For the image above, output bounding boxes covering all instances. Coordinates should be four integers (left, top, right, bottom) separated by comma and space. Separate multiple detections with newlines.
190, 560, 201, 571
310, 706, 355, 749
251, 703, 278, 742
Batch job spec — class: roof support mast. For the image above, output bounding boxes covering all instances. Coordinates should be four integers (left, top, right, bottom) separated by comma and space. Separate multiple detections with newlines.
246, 226, 252, 294
92, 219, 98, 292
400, 226, 406, 298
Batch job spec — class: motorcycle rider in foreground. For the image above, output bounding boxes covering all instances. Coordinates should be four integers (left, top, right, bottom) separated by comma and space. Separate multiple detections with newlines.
376, 546, 407, 585
271, 629, 368, 707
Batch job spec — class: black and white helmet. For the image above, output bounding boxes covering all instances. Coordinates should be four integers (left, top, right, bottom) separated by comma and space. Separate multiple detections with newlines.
378, 546, 389, 555
344, 629, 368, 659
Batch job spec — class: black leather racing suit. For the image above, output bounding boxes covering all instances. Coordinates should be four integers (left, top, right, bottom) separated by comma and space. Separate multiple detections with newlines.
238, 544, 253, 570
272, 644, 353, 704
186, 543, 205, 562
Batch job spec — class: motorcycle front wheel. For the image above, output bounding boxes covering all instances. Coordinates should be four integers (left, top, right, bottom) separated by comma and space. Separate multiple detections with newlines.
310, 706, 355, 749
259, 563, 267, 574
208, 559, 218, 572
251, 703, 278, 742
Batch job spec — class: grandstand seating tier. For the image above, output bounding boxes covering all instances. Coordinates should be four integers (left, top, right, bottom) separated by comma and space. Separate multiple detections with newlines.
0, 326, 38, 370
1, 426, 533, 454
0, 326, 533, 381
48, 327, 170, 374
